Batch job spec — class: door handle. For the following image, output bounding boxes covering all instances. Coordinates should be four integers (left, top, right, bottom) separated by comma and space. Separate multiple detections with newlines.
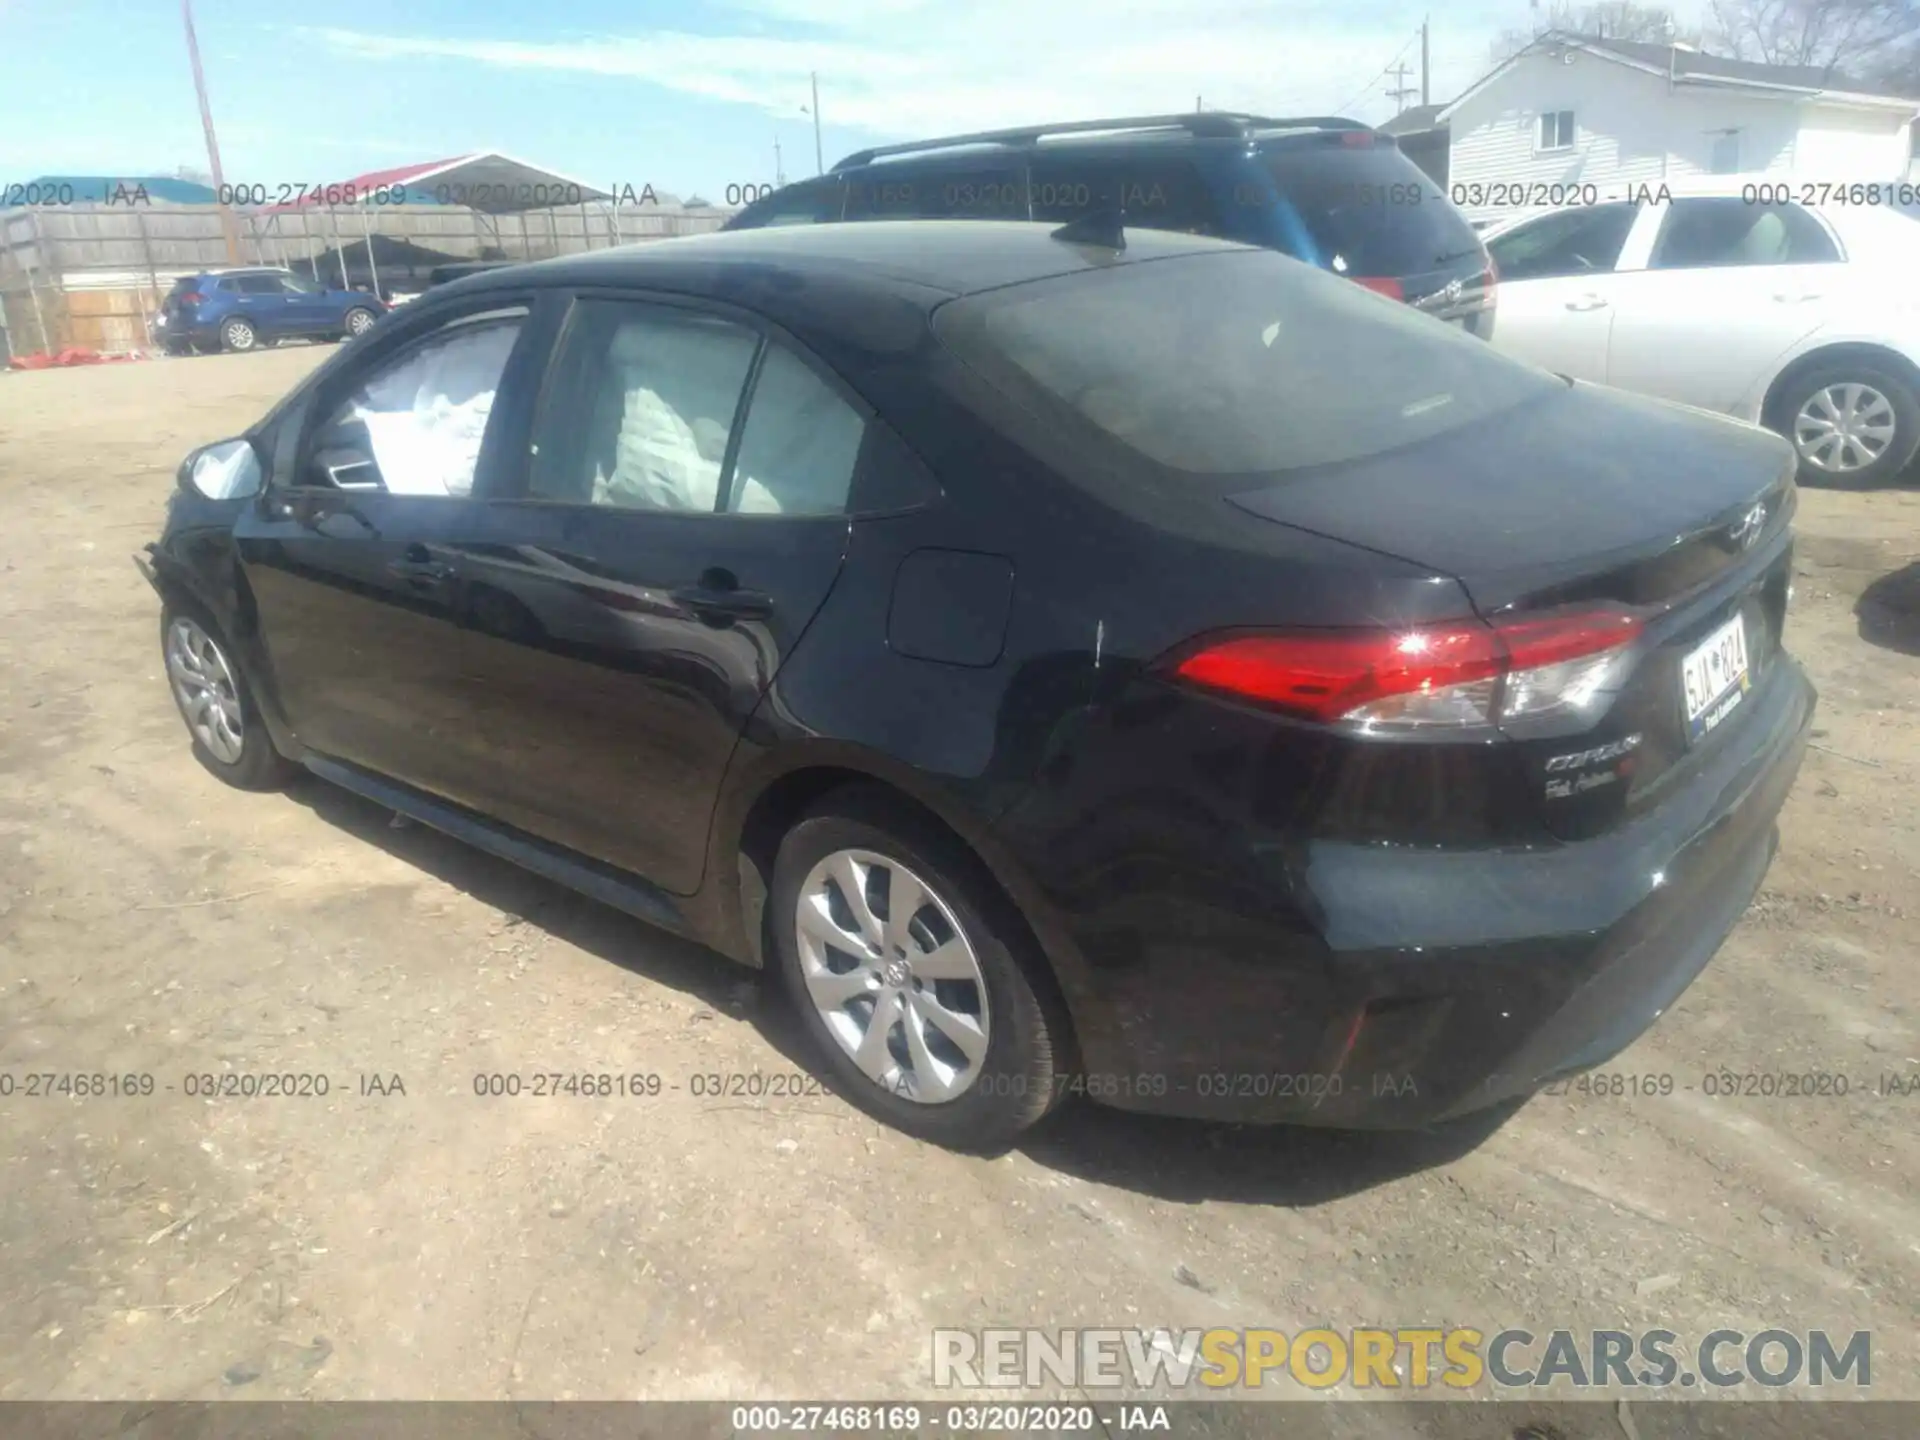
1564, 295, 1610, 312
388, 545, 454, 584
670, 583, 773, 621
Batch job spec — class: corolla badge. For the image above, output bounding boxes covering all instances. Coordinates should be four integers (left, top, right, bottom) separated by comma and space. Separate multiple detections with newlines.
1727, 501, 1768, 551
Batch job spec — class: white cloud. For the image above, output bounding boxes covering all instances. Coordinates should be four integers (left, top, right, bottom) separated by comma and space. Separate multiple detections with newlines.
300, 3, 1504, 139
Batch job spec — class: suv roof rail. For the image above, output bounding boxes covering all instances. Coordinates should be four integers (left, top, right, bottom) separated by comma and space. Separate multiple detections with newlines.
830, 113, 1373, 170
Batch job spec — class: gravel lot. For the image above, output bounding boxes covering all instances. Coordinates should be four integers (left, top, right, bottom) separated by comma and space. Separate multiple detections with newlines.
1, 349, 1916, 1417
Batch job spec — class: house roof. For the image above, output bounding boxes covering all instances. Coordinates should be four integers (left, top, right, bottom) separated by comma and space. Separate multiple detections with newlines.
1592, 37, 1865, 90
1438, 32, 1920, 123
1380, 103, 1446, 136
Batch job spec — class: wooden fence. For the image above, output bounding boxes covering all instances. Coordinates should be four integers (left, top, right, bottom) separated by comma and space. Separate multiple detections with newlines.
0, 201, 733, 354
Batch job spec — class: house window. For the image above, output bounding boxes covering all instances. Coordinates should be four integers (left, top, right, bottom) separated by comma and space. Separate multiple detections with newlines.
1709, 130, 1742, 174
1537, 110, 1575, 152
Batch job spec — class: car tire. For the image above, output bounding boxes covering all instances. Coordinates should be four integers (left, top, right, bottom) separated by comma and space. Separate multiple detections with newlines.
163, 338, 191, 357
219, 317, 258, 353
1773, 360, 1920, 489
160, 602, 297, 792
343, 307, 379, 339
768, 792, 1069, 1150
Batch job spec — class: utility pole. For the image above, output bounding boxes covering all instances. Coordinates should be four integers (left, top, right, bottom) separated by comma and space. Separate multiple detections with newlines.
774, 137, 786, 188
810, 72, 824, 175
1420, 16, 1430, 106
1386, 61, 1417, 114
180, 0, 240, 263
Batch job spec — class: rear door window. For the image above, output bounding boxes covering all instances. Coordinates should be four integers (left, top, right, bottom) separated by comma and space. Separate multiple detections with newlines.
846, 161, 1027, 221
727, 176, 846, 229
1027, 153, 1223, 236
1649, 198, 1840, 269
1487, 203, 1638, 281
841, 172, 923, 221
727, 345, 867, 515
238, 274, 286, 295
936, 249, 1556, 477
527, 301, 760, 511
1260, 139, 1480, 279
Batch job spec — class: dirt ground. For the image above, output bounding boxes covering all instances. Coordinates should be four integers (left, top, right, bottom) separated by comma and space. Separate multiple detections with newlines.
0, 349, 1916, 1414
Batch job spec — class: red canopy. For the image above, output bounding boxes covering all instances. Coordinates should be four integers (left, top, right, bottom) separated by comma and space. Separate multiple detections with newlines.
261, 152, 613, 215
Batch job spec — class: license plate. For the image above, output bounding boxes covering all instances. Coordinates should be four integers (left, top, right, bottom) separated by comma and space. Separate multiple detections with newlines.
1681, 613, 1751, 741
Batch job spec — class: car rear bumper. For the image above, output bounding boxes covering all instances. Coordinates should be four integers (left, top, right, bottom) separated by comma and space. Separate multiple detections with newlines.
1029, 655, 1815, 1127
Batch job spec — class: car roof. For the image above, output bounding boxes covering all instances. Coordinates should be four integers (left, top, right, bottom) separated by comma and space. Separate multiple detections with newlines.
461, 220, 1254, 304
828, 113, 1376, 172
1638, 174, 1908, 199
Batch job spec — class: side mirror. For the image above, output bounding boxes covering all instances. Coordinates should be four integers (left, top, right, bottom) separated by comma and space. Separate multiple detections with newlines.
179, 437, 265, 501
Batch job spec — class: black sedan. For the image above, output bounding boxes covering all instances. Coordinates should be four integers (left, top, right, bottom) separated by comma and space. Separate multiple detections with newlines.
141, 220, 1814, 1149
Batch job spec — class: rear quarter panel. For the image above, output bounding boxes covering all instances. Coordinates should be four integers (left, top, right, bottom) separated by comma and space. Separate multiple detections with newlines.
1733, 311, 1920, 424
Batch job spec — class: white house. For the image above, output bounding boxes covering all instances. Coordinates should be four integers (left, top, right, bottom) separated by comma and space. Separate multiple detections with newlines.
1396, 33, 1918, 221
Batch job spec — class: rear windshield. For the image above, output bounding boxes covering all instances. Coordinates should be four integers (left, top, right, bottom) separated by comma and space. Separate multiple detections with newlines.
935, 248, 1556, 476
1263, 143, 1481, 279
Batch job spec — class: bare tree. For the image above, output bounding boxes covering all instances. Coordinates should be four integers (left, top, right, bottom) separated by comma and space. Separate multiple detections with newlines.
1862, 39, 1920, 94
1491, 2, 1701, 64
1708, 0, 1920, 95
1709, 0, 1918, 80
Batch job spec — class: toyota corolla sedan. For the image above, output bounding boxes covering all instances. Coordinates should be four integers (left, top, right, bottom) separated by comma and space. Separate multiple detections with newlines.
140, 221, 1814, 1149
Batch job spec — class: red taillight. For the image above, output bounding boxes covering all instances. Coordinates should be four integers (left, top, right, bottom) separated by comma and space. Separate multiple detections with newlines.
1353, 276, 1404, 300
1174, 626, 1501, 724
1338, 130, 1376, 147
179, 291, 205, 305
1168, 609, 1643, 732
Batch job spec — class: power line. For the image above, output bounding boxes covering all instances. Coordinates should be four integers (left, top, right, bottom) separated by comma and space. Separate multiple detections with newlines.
1334, 28, 1422, 115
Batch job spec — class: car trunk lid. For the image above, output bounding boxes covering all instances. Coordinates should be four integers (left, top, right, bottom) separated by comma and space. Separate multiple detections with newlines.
1226, 382, 1799, 837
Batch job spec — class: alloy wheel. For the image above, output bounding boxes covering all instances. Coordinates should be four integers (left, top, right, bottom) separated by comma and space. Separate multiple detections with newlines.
794, 848, 991, 1103
165, 616, 245, 764
346, 309, 376, 336
222, 319, 256, 352
1793, 382, 1896, 474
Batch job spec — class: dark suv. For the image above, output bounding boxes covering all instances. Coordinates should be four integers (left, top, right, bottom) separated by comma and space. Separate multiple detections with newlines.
159, 268, 386, 355
726, 112, 1496, 335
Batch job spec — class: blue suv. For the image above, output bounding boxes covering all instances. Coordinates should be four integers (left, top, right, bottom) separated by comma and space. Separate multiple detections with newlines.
159, 268, 386, 354
726, 113, 1496, 335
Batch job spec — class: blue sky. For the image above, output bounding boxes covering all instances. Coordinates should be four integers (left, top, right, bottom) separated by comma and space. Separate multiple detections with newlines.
2, 0, 1700, 198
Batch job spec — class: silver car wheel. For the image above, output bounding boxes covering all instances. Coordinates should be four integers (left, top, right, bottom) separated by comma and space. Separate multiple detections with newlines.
165, 616, 245, 765
222, 318, 256, 352
346, 308, 376, 336
795, 848, 991, 1104
1794, 382, 1896, 474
